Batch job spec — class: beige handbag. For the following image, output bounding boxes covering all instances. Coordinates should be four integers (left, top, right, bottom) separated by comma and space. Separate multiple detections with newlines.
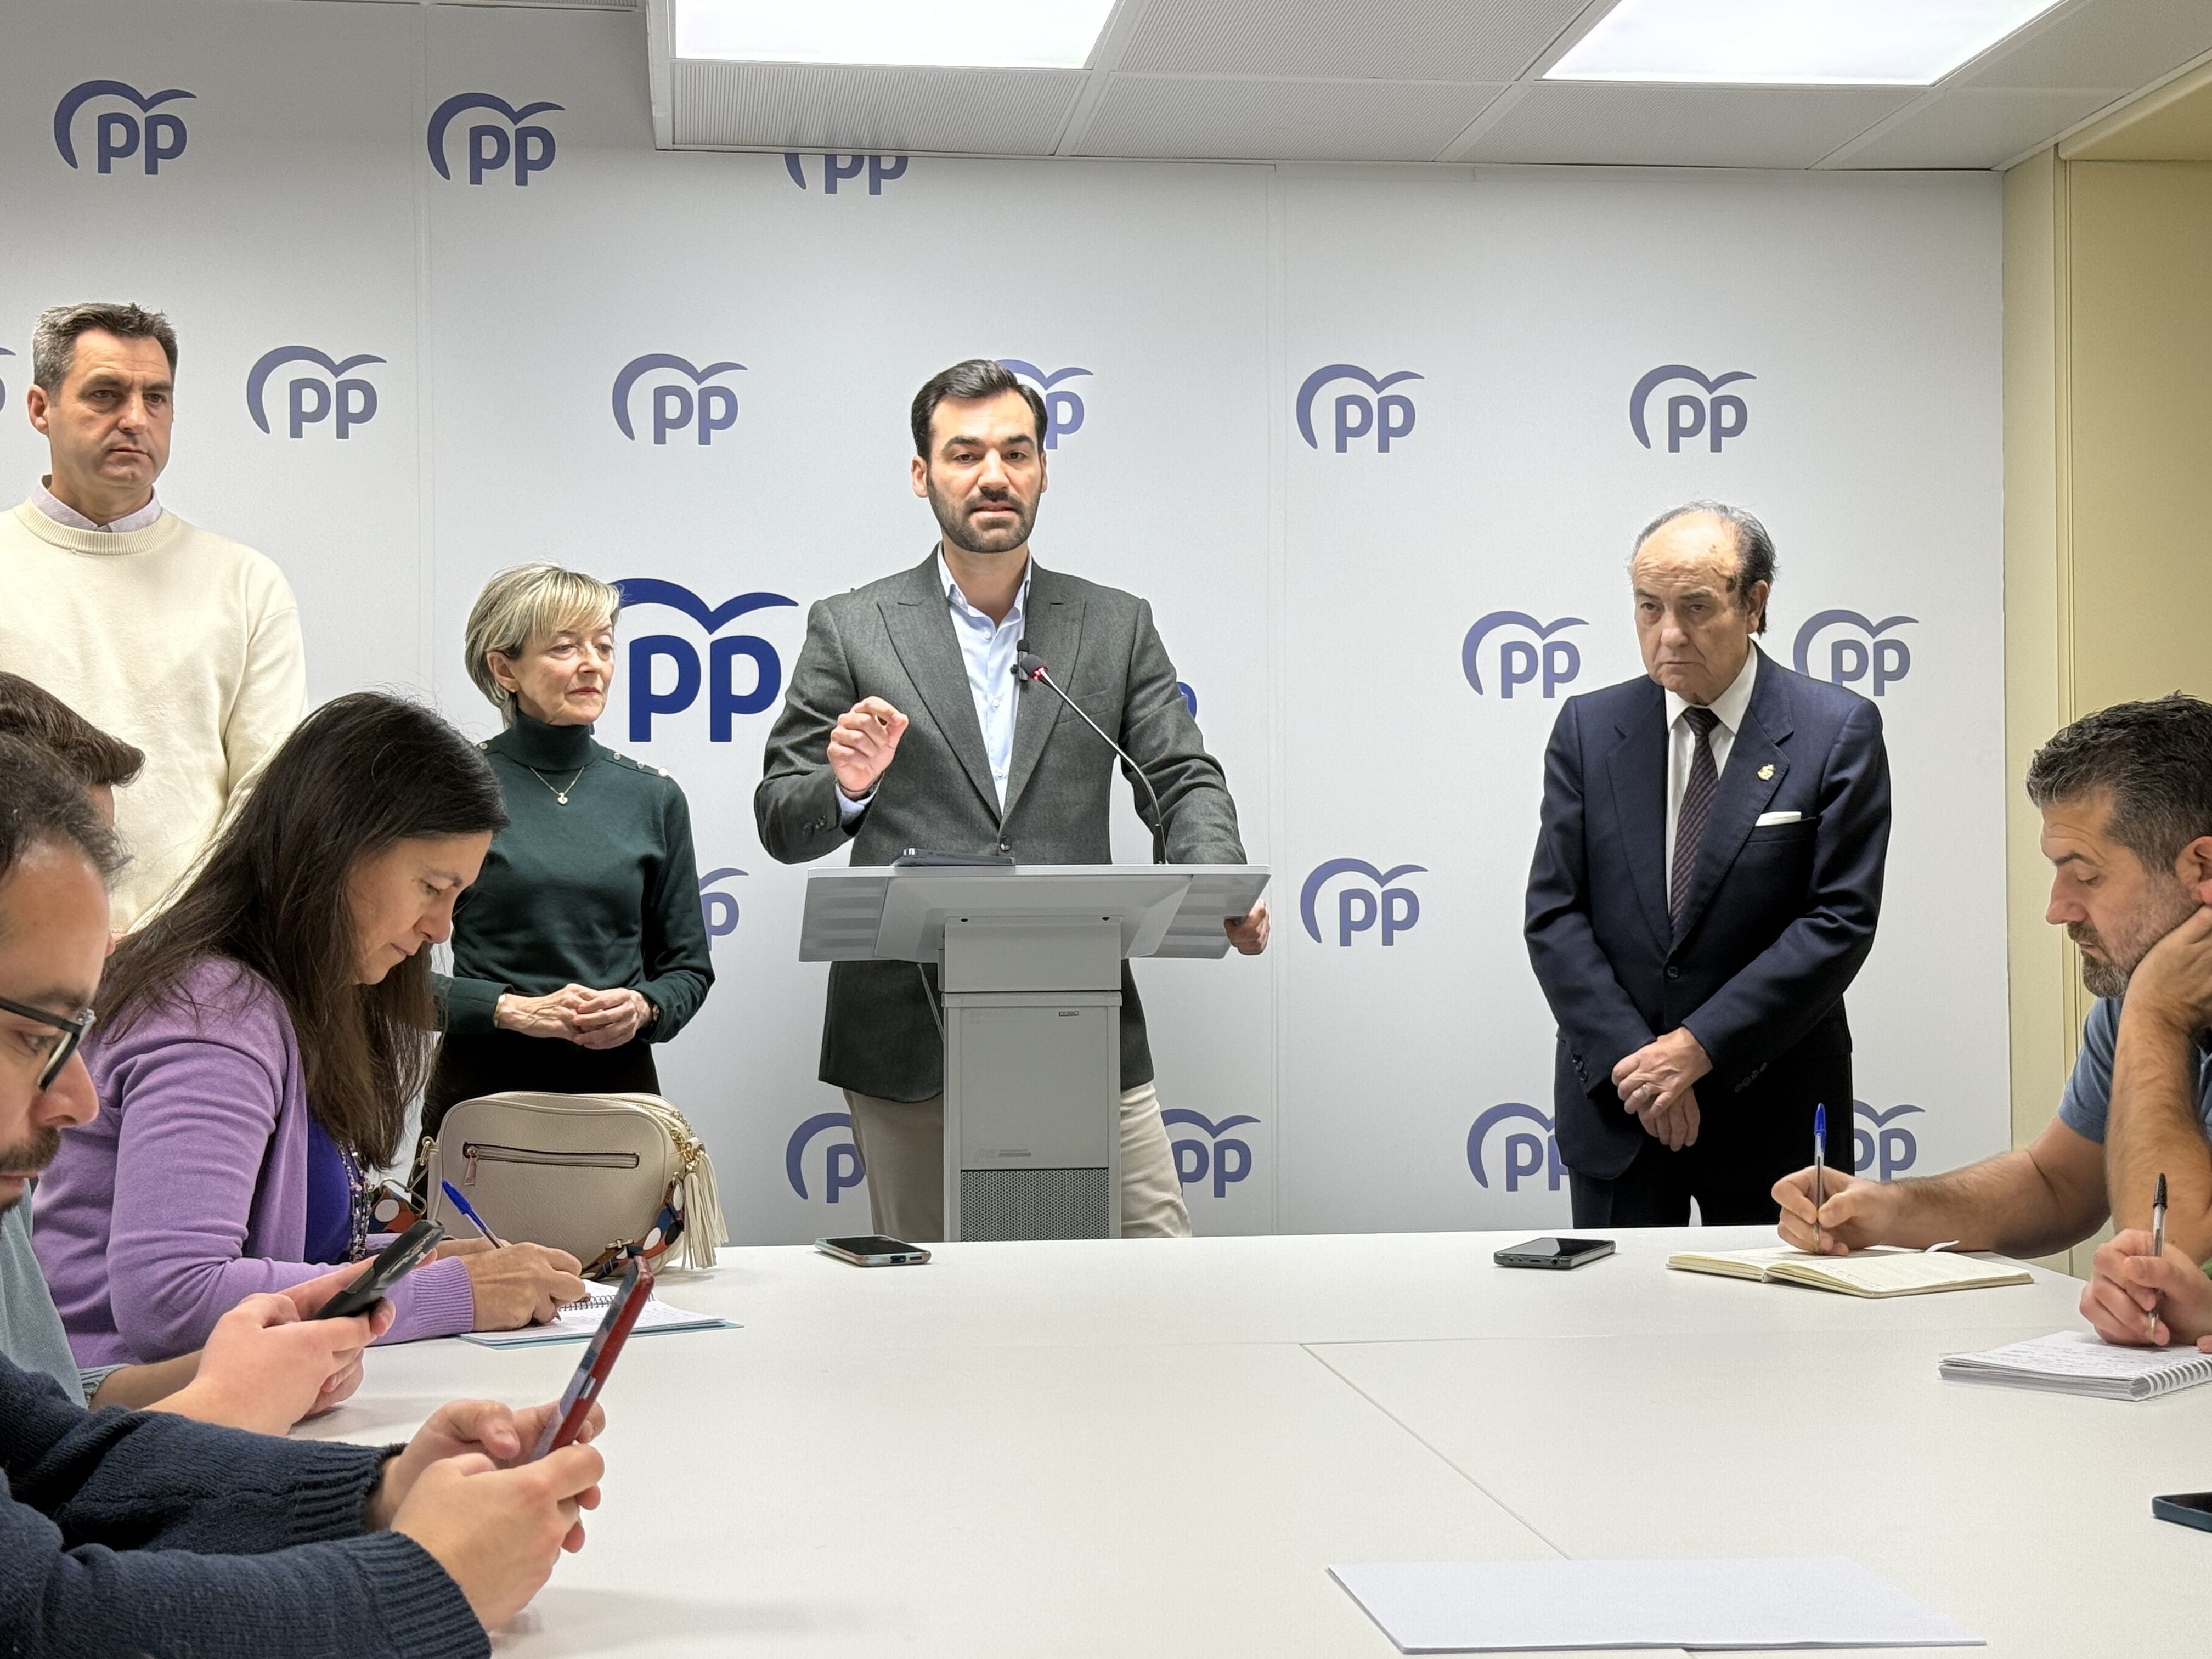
423, 1092, 727, 1276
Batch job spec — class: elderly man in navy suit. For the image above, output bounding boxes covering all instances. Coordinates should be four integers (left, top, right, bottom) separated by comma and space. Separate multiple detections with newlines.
1525, 501, 1891, 1226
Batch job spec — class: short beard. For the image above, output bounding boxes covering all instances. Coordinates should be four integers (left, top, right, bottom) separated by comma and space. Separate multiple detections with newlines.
0, 1125, 60, 1215
927, 478, 1034, 557
2074, 880, 2200, 999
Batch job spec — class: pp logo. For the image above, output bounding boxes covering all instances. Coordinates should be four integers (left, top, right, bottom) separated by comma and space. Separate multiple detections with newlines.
614, 579, 796, 743
1463, 612, 1585, 699
1629, 364, 1753, 453
1301, 859, 1423, 948
1466, 1103, 1566, 1194
782, 153, 907, 194
427, 93, 560, 185
698, 867, 745, 939
786, 1113, 866, 1205
54, 80, 193, 174
997, 361, 1090, 449
1177, 682, 1197, 718
1296, 364, 1420, 453
613, 354, 746, 445
0, 347, 12, 414
1163, 1110, 1256, 1200
1792, 610, 1915, 697
246, 348, 383, 441
1853, 1101, 1922, 1181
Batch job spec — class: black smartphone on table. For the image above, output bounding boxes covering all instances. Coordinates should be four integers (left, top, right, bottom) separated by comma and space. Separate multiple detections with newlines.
527, 1258, 652, 1462
314, 1218, 444, 1319
816, 1234, 931, 1266
2153, 1492, 2212, 1533
1494, 1236, 1615, 1270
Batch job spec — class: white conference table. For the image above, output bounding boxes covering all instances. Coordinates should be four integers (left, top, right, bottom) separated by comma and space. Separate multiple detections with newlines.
301, 1225, 2212, 1657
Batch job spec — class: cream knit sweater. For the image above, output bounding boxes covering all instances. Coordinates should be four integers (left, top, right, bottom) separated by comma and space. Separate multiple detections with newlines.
0, 500, 305, 929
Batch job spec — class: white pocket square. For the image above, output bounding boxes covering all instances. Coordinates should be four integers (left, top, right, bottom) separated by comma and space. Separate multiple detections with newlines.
1754, 811, 1802, 827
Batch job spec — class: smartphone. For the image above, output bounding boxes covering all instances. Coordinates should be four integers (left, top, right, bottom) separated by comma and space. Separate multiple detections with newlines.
816, 1234, 931, 1266
2152, 1492, 2212, 1533
528, 1258, 652, 1462
314, 1218, 445, 1320
1494, 1236, 1615, 1270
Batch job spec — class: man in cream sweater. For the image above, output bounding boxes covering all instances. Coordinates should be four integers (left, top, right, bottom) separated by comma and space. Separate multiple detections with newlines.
0, 302, 303, 929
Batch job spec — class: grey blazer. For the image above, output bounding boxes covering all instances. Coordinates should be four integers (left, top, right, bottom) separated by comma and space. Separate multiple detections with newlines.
755, 551, 1248, 1101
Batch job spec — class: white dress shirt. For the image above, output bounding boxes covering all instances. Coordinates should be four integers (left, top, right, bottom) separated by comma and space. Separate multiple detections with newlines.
1663, 647, 1758, 893
33, 478, 163, 534
838, 551, 1033, 820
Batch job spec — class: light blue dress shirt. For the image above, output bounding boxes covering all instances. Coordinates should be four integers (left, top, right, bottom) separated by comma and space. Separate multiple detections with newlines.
839, 552, 1032, 819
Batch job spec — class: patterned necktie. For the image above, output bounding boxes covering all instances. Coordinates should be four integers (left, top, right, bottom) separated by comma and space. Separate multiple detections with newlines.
1670, 705, 1722, 932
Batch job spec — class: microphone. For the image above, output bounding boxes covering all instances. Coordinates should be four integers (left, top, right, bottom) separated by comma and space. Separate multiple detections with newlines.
1013, 640, 1167, 864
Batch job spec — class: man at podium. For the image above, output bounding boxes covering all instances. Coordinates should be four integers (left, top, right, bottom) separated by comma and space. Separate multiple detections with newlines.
756, 359, 1268, 1242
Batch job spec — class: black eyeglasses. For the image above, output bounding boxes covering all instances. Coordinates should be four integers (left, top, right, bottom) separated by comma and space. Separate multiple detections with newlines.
0, 995, 96, 1091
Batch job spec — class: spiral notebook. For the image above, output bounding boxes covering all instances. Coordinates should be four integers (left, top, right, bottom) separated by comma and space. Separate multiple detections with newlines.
457, 1288, 734, 1348
1938, 1329, 2212, 1400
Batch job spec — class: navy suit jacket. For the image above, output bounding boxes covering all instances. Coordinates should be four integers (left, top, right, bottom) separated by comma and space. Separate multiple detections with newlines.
1524, 650, 1891, 1180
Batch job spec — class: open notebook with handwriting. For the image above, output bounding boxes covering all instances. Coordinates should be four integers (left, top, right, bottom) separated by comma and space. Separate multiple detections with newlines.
1939, 1330, 2212, 1400
1666, 1243, 2032, 1298
458, 1287, 735, 1348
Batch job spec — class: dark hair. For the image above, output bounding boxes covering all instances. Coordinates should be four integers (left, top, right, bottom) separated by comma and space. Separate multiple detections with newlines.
1633, 500, 1778, 634
99, 694, 506, 1166
32, 301, 178, 392
2025, 693, 2212, 877
0, 674, 145, 789
910, 359, 1047, 458
0, 736, 123, 911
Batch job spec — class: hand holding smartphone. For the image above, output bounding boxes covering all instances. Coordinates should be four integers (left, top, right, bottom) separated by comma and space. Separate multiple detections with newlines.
527, 1257, 652, 1462
315, 1219, 445, 1321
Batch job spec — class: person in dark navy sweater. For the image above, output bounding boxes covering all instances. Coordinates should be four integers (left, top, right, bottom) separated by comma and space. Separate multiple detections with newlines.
0, 736, 607, 1655
426, 566, 713, 1136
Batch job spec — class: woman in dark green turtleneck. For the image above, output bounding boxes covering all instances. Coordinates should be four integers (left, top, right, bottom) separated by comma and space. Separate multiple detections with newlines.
423, 565, 714, 1137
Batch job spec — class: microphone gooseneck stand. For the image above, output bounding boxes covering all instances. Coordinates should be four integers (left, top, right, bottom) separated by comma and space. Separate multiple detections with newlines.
1012, 643, 1167, 865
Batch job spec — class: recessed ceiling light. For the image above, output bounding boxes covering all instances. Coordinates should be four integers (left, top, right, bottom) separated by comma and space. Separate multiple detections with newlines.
672, 0, 1120, 70
1545, 0, 2067, 87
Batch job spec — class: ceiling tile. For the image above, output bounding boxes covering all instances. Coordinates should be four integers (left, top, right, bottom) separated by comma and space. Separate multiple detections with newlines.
1071, 75, 1507, 160
1838, 87, 2129, 168
1116, 0, 1588, 81
1469, 84, 1916, 167
1962, 0, 2212, 89
670, 61, 1085, 153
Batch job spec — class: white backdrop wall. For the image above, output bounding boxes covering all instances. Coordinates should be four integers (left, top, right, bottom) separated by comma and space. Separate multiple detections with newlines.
0, 0, 2010, 1242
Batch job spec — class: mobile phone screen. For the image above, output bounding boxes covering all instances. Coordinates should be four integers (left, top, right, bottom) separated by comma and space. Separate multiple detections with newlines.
823, 1235, 917, 1256
315, 1218, 445, 1320
1495, 1236, 1614, 1267
528, 1259, 650, 1462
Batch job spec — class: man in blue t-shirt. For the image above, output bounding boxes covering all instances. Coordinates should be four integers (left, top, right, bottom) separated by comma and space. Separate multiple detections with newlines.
1768, 696, 2212, 1330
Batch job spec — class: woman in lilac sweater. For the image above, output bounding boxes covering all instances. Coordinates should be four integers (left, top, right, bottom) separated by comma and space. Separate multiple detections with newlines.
37, 694, 588, 1365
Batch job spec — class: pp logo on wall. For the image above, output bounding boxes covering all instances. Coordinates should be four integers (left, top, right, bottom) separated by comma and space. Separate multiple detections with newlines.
698, 867, 745, 940
1630, 365, 1753, 453
1296, 364, 1420, 454
246, 348, 382, 440
0, 348, 12, 414
428, 93, 560, 185
613, 579, 795, 743
1854, 1101, 1922, 1180
613, 354, 746, 446
786, 1112, 866, 1206
782, 153, 907, 194
1164, 1109, 1257, 1200
1466, 1103, 1566, 1194
1463, 612, 1585, 700
54, 80, 192, 175
1792, 610, 1916, 697
1301, 859, 1423, 947
997, 360, 1090, 450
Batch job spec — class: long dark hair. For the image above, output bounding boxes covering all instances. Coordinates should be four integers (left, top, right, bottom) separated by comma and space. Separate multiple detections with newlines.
99, 693, 506, 1166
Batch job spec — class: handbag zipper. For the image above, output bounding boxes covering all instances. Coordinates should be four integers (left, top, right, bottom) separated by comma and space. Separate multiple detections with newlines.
461, 1142, 643, 1183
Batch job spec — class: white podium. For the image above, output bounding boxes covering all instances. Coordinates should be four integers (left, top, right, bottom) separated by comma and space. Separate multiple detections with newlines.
799, 864, 1270, 1241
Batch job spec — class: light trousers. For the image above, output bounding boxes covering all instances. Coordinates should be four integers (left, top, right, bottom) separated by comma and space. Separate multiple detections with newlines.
840, 1080, 1192, 1243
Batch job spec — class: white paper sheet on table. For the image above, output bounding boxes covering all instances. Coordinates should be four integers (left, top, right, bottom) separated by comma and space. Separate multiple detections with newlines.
456, 1295, 735, 1348
1328, 1557, 1982, 1652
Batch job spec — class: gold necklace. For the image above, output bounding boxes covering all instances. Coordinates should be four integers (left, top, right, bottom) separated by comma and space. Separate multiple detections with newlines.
524, 761, 589, 806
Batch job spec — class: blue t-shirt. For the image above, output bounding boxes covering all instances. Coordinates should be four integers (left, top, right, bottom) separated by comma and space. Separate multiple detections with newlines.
302, 1118, 354, 1264
2056, 997, 2212, 1144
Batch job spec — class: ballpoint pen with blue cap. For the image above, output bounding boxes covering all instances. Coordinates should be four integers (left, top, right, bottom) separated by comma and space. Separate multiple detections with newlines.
1813, 1104, 1826, 1254
441, 1178, 506, 1249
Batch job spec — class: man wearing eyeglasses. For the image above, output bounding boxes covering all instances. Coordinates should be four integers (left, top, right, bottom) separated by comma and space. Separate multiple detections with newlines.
0, 732, 611, 1651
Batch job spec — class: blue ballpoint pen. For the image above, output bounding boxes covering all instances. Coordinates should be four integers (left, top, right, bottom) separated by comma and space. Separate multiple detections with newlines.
441, 1179, 506, 1248
1813, 1104, 1827, 1253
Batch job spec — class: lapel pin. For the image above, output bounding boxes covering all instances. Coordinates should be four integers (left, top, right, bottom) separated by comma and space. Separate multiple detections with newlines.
1757, 763, 1775, 780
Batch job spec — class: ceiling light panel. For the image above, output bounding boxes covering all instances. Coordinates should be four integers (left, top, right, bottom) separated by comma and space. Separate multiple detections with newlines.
1547, 0, 2068, 87
673, 0, 1120, 69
